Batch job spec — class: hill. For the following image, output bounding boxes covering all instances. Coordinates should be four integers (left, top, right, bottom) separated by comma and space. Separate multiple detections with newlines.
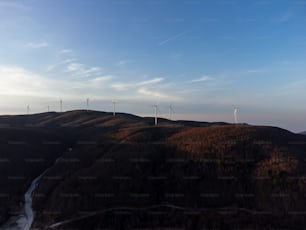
0, 126, 67, 224
1, 110, 306, 229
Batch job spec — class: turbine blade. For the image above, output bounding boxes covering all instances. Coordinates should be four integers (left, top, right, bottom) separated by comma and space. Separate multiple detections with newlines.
156, 96, 161, 106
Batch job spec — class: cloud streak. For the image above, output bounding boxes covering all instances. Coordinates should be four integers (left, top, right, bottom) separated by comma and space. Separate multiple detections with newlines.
58, 49, 74, 58
244, 68, 267, 74
190, 75, 213, 83
158, 32, 186, 46
0, 65, 185, 114
0, 65, 61, 97
137, 87, 181, 101
111, 77, 164, 90
26, 41, 50, 48
273, 11, 292, 22
46, 58, 77, 72
116, 60, 134, 67
65, 63, 102, 77
0, 1, 30, 10
0, 65, 114, 102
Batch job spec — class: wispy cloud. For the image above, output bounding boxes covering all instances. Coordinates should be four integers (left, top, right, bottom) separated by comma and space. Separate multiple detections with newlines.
273, 11, 292, 22
158, 32, 186, 46
0, 65, 111, 99
0, 65, 62, 97
66, 63, 83, 72
190, 75, 213, 83
69, 75, 113, 94
170, 52, 183, 60
58, 49, 74, 57
140, 78, 164, 85
46, 49, 77, 72
66, 63, 102, 77
46, 58, 77, 72
0, 1, 30, 10
116, 60, 134, 67
278, 79, 306, 96
111, 77, 183, 102
47, 49, 103, 77
88, 76, 113, 86
0, 65, 181, 112
111, 77, 164, 90
57, 49, 75, 61
245, 68, 267, 74
26, 41, 49, 48
137, 87, 181, 101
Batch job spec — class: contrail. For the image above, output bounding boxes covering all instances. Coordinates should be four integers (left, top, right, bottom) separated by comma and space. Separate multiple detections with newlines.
158, 32, 186, 46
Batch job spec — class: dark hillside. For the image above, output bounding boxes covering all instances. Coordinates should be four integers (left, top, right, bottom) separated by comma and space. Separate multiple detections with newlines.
0, 127, 67, 224
32, 122, 306, 229
1, 111, 306, 229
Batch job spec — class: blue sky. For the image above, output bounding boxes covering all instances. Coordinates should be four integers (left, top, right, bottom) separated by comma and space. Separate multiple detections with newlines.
0, 0, 305, 132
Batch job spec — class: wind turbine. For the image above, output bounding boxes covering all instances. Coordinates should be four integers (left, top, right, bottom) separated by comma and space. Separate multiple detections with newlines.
112, 99, 117, 116
152, 97, 161, 126
47, 105, 50, 112
233, 105, 239, 124
60, 99, 63, 112
168, 104, 174, 120
86, 98, 90, 111
153, 104, 158, 125
27, 105, 30, 115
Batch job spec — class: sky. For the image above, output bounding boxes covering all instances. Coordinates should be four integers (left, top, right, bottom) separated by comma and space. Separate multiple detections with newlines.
0, 0, 305, 132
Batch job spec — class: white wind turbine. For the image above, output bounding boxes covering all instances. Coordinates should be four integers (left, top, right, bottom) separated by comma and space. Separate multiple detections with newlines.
233, 105, 239, 124
168, 104, 174, 120
112, 99, 117, 116
86, 98, 90, 111
60, 99, 63, 112
27, 105, 30, 115
152, 98, 161, 126
153, 104, 158, 125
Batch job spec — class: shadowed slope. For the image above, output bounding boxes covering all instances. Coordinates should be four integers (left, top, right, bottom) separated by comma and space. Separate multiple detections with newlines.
1, 110, 306, 229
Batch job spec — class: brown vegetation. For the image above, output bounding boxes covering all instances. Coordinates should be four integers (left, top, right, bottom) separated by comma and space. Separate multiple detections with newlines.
1, 110, 306, 229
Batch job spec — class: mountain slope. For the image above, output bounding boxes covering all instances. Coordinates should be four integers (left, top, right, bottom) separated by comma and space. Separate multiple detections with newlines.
31, 116, 306, 229
0, 127, 68, 225
1, 110, 306, 229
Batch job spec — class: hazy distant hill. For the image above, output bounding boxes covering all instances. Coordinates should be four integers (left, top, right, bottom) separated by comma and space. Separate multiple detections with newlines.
1, 110, 306, 229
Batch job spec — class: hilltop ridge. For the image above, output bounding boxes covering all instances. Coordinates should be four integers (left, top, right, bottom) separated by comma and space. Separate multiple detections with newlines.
0, 110, 229, 128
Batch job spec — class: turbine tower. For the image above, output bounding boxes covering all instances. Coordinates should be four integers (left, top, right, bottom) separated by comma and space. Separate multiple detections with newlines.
233, 105, 239, 124
112, 99, 117, 116
27, 105, 30, 115
153, 104, 158, 125
47, 105, 50, 112
86, 98, 89, 111
152, 103, 161, 126
168, 104, 174, 120
152, 97, 161, 126
60, 99, 63, 112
